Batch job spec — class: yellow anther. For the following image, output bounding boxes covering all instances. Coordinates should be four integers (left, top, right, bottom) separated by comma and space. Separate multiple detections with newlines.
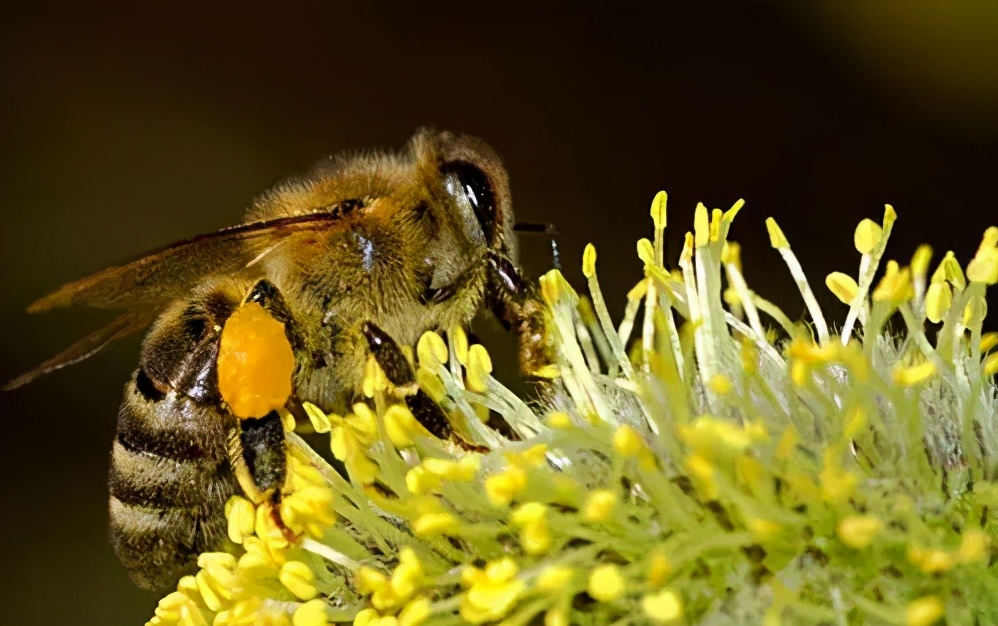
466, 344, 493, 393
905, 596, 944, 626
582, 243, 597, 279
583, 490, 617, 522
721, 240, 741, 268
836, 515, 883, 549
405, 466, 440, 496
907, 545, 955, 573
536, 565, 574, 592
484, 465, 527, 506
825, 272, 859, 305
642, 589, 683, 623
356, 566, 390, 594
853, 218, 883, 255
413, 512, 458, 536
415, 367, 447, 402
398, 597, 431, 626
390, 548, 424, 599
613, 424, 645, 457
587, 564, 625, 602
384, 404, 420, 449
980, 332, 998, 353
650, 191, 667, 229
911, 244, 933, 279
710, 208, 722, 242
416, 331, 448, 368
519, 443, 549, 467
511, 502, 548, 526
546, 411, 573, 429
694, 203, 710, 247
925, 282, 952, 323
765, 217, 789, 249
680, 232, 694, 265
939, 251, 967, 289
451, 326, 470, 365
957, 529, 990, 563
225, 496, 256, 545
685, 454, 717, 500
292, 599, 330, 626
544, 608, 568, 626
519, 520, 552, 554
279, 561, 318, 600
967, 245, 998, 285
708, 373, 733, 395
872, 261, 912, 303
637, 238, 655, 265
724, 198, 745, 224
893, 361, 936, 386
984, 352, 998, 377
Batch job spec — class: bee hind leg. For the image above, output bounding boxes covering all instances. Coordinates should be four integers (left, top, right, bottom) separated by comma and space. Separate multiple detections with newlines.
227, 410, 287, 503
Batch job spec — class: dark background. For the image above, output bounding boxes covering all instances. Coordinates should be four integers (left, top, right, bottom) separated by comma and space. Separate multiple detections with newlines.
1, 2, 995, 624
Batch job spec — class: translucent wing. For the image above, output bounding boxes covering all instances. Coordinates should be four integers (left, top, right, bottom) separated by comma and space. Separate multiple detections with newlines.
3, 310, 156, 390
28, 213, 345, 312
9, 213, 348, 389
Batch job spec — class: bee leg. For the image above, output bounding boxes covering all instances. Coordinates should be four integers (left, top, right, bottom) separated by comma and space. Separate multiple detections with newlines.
226, 409, 288, 504
227, 409, 298, 541
361, 321, 453, 441
486, 252, 555, 381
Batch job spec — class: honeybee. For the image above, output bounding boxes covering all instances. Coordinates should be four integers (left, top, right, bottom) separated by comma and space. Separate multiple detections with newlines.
8, 129, 551, 590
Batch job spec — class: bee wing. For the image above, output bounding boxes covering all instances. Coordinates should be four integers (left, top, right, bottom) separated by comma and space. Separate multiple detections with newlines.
8, 213, 347, 390
3, 310, 157, 391
28, 213, 345, 312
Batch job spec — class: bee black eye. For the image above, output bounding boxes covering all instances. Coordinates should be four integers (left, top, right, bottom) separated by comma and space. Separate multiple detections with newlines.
442, 161, 496, 243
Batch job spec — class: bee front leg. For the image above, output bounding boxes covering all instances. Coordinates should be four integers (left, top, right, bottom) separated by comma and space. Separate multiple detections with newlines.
486, 252, 555, 381
361, 321, 454, 441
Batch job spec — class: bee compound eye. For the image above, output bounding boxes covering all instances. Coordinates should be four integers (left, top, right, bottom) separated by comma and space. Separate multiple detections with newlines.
442, 161, 496, 242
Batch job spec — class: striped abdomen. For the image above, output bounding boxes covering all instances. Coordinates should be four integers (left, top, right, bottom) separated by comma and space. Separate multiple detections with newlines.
109, 367, 239, 590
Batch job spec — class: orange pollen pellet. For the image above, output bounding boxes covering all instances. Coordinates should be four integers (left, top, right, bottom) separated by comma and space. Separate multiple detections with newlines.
217, 301, 295, 419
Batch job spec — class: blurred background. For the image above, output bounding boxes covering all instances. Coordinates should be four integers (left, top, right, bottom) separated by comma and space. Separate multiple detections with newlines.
0, 2, 994, 624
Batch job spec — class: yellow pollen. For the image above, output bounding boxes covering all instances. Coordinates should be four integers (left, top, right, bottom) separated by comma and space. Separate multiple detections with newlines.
836, 515, 883, 549
279, 561, 318, 600
642, 589, 683, 623
292, 599, 330, 626
587, 564, 625, 602
537, 565, 574, 591
217, 301, 295, 419
583, 490, 617, 522
905, 596, 945, 626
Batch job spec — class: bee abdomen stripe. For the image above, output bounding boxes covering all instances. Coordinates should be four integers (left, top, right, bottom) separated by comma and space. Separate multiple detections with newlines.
117, 392, 216, 463
109, 440, 226, 509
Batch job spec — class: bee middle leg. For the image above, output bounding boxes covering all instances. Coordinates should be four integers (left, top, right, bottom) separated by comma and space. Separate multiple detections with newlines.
361, 321, 453, 441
